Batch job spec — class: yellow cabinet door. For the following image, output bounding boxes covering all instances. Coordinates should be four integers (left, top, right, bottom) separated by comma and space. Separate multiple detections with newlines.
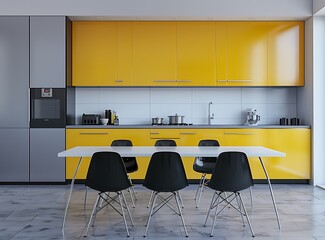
177, 22, 216, 86
149, 129, 180, 143
227, 22, 268, 86
116, 22, 133, 86
215, 22, 228, 86
179, 129, 225, 179
268, 129, 310, 179
268, 22, 304, 86
133, 22, 177, 86
72, 22, 118, 86
109, 129, 151, 179
66, 129, 110, 179
223, 129, 269, 179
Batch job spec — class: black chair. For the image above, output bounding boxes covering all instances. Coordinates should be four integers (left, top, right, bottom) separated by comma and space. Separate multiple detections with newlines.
147, 139, 179, 208
111, 139, 138, 207
143, 151, 189, 237
204, 151, 255, 237
154, 139, 177, 146
83, 151, 134, 237
193, 139, 220, 208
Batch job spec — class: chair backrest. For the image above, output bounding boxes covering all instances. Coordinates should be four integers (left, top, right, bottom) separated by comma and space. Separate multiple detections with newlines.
111, 139, 138, 172
198, 139, 220, 163
144, 151, 188, 192
208, 151, 253, 192
111, 139, 133, 147
85, 151, 131, 193
154, 139, 177, 146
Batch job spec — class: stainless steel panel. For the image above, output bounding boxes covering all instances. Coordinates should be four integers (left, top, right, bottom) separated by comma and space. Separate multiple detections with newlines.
0, 129, 29, 182
0, 17, 29, 128
30, 128, 65, 182
30, 16, 66, 88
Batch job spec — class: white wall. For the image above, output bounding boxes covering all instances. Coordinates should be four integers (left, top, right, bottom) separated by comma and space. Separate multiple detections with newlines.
75, 87, 298, 125
0, 0, 312, 20
312, 16, 325, 187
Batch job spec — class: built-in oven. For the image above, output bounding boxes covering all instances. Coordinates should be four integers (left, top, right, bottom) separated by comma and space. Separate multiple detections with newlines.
30, 88, 66, 128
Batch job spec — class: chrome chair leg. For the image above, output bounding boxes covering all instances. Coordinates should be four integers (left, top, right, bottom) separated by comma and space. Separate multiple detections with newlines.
210, 192, 221, 237
175, 191, 188, 237
144, 192, 158, 237
178, 191, 185, 208
194, 174, 205, 201
121, 191, 134, 226
84, 194, 100, 237
249, 186, 253, 214
84, 186, 88, 211
118, 192, 130, 237
147, 191, 154, 208
238, 193, 255, 237
235, 193, 245, 226
204, 191, 217, 226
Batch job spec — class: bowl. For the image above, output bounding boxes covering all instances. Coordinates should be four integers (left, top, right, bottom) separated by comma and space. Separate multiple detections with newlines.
100, 118, 109, 125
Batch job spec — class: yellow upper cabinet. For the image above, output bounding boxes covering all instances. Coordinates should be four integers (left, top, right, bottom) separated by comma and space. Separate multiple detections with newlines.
176, 22, 216, 86
133, 22, 177, 86
215, 22, 228, 86
268, 22, 305, 86
72, 22, 118, 86
227, 22, 268, 86
72, 22, 133, 86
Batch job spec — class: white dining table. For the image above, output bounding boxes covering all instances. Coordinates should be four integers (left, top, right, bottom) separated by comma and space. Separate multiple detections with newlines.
58, 146, 285, 235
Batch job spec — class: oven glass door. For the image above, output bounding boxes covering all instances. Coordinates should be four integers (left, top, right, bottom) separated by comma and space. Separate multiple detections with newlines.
30, 88, 65, 128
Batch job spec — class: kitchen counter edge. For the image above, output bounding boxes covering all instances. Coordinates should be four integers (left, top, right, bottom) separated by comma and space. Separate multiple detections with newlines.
66, 125, 310, 129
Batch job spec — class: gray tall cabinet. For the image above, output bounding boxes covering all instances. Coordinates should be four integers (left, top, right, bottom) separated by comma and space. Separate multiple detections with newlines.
29, 16, 67, 182
0, 17, 30, 181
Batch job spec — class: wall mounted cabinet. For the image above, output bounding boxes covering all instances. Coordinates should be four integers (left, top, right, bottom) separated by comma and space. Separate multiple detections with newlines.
30, 16, 66, 88
72, 21, 304, 87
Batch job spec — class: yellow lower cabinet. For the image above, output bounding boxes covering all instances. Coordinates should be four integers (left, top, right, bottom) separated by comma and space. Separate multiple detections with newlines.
268, 129, 310, 179
223, 129, 269, 179
179, 129, 224, 180
149, 129, 181, 145
109, 129, 150, 180
66, 129, 110, 180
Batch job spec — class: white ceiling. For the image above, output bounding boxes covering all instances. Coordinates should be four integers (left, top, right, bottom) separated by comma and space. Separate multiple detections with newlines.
0, 0, 313, 20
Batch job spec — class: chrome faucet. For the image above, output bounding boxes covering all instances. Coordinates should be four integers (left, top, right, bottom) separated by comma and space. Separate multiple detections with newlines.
208, 102, 214, 125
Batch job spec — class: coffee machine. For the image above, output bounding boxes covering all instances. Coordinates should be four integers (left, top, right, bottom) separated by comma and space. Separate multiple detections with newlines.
245, 108, 261, 126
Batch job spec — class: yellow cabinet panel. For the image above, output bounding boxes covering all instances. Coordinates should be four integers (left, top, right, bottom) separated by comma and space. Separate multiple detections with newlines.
66, 129, 110, 179
227, 22, 268, 86
268, 129, 310, 179
268, 22, 304, 86
133, 22, 177, 86
109, 129, 150, 179
72, 22, 118, 86
117, 22, 133, 86
179, 129, 224, 179
177, 22, 216, 86
149, 129, 180, 141
215, 22, 228, 86
223, 129, 269, 179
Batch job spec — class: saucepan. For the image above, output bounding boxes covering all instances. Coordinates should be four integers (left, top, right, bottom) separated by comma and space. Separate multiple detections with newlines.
168, 114, 185, 125
152, 117, 164, 125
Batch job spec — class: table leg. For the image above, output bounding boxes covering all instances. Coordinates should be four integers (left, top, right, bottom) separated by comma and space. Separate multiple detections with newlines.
259, 157, 281, 229
62, 157, 83, 236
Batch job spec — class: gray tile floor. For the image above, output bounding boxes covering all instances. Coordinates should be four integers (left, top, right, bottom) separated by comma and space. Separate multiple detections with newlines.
0, 184, 325, 240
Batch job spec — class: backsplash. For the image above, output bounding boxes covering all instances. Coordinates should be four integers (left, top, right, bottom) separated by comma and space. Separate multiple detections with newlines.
75, 87, 298, 125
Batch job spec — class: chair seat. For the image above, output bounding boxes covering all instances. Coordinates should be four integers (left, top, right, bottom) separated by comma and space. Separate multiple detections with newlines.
193, 160, 216, 174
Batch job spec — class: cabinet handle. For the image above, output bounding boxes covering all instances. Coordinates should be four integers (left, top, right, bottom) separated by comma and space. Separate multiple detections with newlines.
115, 80, 124, 82
217, 80, 227, 82
150, 132, 160, 135
177, 80, 192, 82
224, 132, 254, 135
180, 132, 196, 135
227, 79, 253, 82
154, 80, 177, 82
80, 132, 108, 135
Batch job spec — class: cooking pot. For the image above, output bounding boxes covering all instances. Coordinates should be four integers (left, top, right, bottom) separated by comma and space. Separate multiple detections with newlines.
152, 117, 164, 125
168, 114, 185, 125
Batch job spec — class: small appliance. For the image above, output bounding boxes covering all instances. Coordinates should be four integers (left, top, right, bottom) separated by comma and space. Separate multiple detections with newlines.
244, 108, 260, 126
82, 114, 101, 125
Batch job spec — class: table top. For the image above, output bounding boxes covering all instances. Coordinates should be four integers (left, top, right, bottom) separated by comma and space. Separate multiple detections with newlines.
58, 146, 285, 158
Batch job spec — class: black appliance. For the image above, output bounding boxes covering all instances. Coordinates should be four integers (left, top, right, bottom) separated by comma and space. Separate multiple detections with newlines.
82, 114, 101, 125
30, 88, 66, 128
